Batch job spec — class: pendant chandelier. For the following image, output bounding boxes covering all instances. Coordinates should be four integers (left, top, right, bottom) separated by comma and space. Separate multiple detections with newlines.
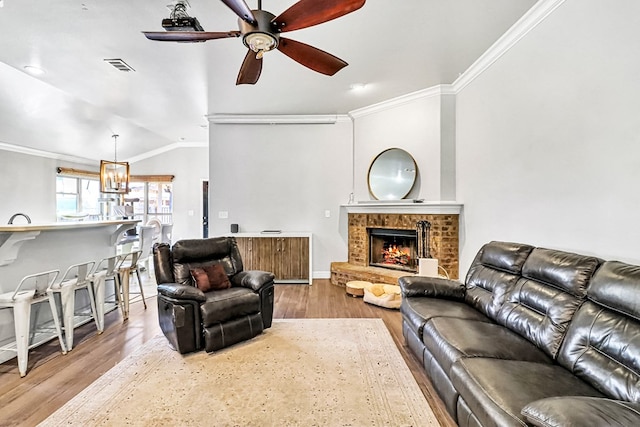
99, 134, 130, 194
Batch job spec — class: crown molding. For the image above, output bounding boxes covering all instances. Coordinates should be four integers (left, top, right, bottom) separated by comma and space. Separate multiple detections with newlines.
0, 141, 96, 166
348, 0, 566, 117
127, 141, 208, 163
0, 140, 208, 165
452, 0, 566, 93
208, 114, 350, 124
348, 85, 455, 119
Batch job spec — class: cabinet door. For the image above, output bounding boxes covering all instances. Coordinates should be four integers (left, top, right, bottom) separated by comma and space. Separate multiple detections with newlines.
234, 236, 309, 283
252, 237, 277, 273
276, 237, 309, 281
234, 237, 253, 270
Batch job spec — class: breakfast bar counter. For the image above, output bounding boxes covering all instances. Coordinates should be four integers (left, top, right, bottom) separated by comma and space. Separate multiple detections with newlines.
0, 220, 139, 364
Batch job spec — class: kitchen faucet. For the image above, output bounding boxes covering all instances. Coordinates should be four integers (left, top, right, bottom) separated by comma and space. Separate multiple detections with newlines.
8, 213, 31, 224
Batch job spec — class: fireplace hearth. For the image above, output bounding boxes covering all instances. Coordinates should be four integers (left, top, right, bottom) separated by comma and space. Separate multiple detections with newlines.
368, 228, 418, 273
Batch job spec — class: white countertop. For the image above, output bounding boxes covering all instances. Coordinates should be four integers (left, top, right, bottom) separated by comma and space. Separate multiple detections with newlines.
221, 231, 312, 238
0, 219, 139, 232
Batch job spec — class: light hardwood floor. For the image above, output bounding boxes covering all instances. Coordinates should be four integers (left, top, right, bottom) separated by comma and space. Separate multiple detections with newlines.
0, 278, 455, 427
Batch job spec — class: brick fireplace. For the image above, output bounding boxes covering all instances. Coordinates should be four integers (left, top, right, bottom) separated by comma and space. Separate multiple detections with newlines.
330, 205, 460, 286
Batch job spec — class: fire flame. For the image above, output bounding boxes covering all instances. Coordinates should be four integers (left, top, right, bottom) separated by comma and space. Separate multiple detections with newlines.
382, 245, 410, 265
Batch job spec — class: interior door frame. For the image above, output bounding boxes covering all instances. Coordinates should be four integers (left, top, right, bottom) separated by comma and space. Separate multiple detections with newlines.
201, 180, 209, 238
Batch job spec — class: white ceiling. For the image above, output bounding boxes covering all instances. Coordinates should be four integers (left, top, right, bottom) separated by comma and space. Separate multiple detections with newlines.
0, 0, 536, 162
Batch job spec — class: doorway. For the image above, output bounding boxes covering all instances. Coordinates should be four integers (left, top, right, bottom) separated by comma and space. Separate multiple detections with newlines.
202, 180, 209, 238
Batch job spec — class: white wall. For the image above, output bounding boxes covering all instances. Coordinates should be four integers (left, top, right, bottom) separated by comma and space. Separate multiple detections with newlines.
353, 95, 442, 202
0, 149, 87, 223
352, 89, 456, 202
456, 0, 640, 273
208, 121, 353, 277
131, 146, 208, 242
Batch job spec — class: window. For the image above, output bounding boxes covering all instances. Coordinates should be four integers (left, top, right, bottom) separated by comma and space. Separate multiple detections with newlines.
121, 181, 173, 224
56, 176, 102, 220
56, 168, 174, 223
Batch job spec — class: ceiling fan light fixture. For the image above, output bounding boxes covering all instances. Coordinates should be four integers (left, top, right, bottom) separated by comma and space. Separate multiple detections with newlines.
244, 32, 278, 58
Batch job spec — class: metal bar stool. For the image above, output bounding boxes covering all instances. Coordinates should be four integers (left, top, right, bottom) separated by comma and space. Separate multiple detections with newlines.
117, 251, 147, 320
0, 270, 65, 377
48, 261, 97, 351
90, 255, 123, 332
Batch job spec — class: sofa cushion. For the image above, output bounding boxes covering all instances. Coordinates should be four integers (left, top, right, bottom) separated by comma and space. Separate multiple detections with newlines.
201, 287, 260, 327
422, 318, 552, 374
450, 358, 604, 427
557, 263, 640, 401
172, 237, 244, 286
522, 396, 640, 427
521, 247, 601, 297
587, 260, 640, 320
464, 242, 534, 321
496, 247, 602, 358
401, 297, 491, 338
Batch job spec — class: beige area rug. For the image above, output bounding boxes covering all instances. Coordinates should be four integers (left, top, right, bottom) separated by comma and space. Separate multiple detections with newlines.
39, 319, 439, 427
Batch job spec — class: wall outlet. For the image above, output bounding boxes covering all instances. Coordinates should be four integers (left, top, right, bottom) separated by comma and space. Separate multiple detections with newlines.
218, 211, 229, 219
188, 210, 194, 216
324, 210, 331, 218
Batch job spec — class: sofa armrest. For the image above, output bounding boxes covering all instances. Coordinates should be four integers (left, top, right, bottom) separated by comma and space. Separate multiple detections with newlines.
157, 283, 206, 302
522, 396, 640, 427
398, 276, 465, 299
231, 270, 276, 291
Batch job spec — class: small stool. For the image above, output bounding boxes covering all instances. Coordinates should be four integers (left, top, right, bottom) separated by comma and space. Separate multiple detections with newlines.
0, 270, 66, 377
90, 255, 123, 332
346, 280, 371, 297
117, 251, 147, 320
48, 261, 98, 351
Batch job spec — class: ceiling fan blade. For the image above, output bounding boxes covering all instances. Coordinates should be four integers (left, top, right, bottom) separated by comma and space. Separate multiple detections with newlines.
277, 37, 347, 76
236, 49, 263, 85
273, 0, 365, 32
143, 31, 240, 42
220, 0, 256, 24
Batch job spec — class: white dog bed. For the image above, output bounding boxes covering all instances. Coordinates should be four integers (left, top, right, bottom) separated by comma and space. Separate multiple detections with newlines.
363, 283, 402, 309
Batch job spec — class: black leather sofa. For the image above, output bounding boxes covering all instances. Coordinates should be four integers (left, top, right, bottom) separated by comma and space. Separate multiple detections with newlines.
400, 241, 640, 426
153, 237, 275, 354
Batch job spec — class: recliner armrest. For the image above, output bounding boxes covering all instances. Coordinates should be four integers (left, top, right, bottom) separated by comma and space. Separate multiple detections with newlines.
522, 396, 640, 427
231, 270, 276, 291
157, 283, 206, 302
398, 276, 465, 299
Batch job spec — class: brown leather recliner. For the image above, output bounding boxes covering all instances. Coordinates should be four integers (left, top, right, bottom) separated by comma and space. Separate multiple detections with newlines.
153, 236, 275, 353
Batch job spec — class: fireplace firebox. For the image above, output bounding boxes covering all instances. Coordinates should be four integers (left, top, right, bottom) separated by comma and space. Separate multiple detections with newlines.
368, 228, 418, 273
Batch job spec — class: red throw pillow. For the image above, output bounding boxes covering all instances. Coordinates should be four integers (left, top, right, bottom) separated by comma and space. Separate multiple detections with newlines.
191, 263, 231, 292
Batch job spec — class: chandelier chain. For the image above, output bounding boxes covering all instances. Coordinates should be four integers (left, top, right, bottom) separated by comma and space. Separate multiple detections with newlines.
112, 134, 119, 163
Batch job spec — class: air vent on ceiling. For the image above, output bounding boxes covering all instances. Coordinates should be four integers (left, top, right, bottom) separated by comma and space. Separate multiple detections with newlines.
104, 58, 136, 72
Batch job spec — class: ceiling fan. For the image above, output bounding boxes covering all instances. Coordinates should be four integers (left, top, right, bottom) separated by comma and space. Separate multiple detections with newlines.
142, 0, 366, 85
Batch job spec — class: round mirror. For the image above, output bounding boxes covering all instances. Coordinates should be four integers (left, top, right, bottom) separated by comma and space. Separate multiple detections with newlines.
367, 148, 417, 200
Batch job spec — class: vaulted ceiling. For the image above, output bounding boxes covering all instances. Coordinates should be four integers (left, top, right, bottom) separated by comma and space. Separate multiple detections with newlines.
0, 0, 536, 162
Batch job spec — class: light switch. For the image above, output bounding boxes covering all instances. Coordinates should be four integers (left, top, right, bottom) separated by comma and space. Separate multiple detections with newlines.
325, 210, 331, 218
188, 210, 194, 216
218, 211, 229, 219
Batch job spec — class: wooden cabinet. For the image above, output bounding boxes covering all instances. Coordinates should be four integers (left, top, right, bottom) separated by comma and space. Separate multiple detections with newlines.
233, 234, 311, 284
